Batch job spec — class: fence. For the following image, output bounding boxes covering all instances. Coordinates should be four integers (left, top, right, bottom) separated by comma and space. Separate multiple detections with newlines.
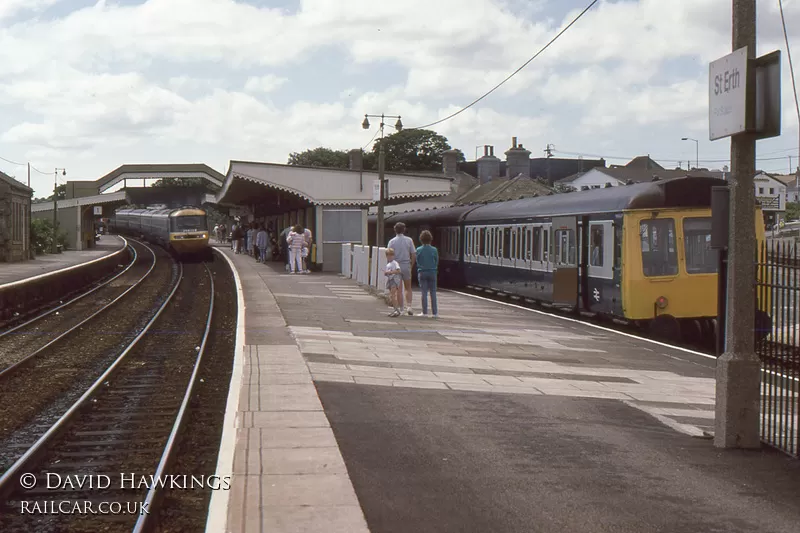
757, 241, 800, 456
340, 243, 387, 296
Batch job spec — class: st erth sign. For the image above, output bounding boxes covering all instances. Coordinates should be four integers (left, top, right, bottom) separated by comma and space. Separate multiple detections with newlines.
709, 46, 781, 141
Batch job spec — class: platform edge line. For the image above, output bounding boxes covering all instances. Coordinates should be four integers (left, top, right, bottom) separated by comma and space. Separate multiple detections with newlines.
205, 247, 246, 533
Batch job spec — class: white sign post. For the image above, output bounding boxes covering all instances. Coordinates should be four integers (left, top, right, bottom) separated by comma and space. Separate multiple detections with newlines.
709, 46, 748, 141
373, 180, 381, 202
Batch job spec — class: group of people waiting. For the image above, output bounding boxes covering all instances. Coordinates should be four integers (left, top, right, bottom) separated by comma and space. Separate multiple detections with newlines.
212, 220, 313, 274
383, 222, 439, 318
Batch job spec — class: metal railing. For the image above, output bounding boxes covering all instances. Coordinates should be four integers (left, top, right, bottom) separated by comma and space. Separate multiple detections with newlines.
757, 241, 800, 456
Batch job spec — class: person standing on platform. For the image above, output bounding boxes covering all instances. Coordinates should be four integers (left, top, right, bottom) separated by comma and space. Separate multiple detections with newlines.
415, 230, 439, 318
383, 248, 402, 317
256, 225, 269, 263
287, 225, 305, 274
302, 227, 312, 273
387, 222, 416, 316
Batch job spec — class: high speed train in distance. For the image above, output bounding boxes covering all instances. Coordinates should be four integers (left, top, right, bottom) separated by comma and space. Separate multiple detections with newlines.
370, 176, 770, 345
110, 206, 211, 258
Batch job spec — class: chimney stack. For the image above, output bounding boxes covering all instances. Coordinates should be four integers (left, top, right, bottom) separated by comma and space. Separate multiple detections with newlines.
442, 149, 459, 177
505, 137, 531, 179
477, 145, 501, 184
348, 149, 363, 171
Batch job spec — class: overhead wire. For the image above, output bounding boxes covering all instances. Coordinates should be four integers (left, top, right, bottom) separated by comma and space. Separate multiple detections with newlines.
406, 0, 599, 130
361, 128, 380, 150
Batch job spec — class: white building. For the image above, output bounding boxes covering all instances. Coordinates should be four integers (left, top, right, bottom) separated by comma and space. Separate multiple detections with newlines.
754, 172, 787, 227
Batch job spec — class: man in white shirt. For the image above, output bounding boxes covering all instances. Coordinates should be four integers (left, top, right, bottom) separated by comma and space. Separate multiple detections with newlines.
387, 222, 416, 315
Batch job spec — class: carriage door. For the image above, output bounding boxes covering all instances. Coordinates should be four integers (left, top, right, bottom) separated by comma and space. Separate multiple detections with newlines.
551, 216, 578, 306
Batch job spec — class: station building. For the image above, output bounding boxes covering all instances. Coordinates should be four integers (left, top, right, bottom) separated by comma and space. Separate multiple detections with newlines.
0, 170, 33, 262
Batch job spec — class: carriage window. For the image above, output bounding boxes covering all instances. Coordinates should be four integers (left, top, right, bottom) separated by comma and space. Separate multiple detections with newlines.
479, 228, 486, 256
640, 219, 678, 276
553, 229, 576, 265
542, 228, 549, 262
589, 225, 604, 267
531, 227, 541, 261
526, 228, 533, 260
683, 218, 716, 274
516, 228, 524, 260
502, 228, 511, 259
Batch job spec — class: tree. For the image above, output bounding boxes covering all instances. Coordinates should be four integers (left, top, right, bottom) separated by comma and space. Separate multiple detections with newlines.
151, 177, 220, 193
368, 129, 464, 172
786, 202, 800, 222
287, 147, 350, 169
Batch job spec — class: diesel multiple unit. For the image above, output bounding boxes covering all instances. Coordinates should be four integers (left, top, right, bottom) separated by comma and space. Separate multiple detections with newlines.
110, 207, 210, 256
371, 176, 768, 344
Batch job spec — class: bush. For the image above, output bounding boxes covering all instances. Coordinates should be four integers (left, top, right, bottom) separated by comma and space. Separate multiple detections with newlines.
30, 219, 69, 255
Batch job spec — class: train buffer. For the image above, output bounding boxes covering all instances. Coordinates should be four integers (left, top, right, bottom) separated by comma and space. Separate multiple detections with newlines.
207, 249, 800, 533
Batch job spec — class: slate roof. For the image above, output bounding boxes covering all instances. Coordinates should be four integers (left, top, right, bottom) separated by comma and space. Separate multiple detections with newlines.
558, 166, 723, 186
0, 170, 33, 193
455, 176, 554, 205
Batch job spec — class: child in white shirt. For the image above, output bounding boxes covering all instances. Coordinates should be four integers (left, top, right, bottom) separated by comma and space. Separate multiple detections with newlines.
384, 248, 402, 317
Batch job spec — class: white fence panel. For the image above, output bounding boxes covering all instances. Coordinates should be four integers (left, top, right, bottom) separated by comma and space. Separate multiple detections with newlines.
375, 247, 388, 295
370, 246, 379, 288
341, 243, 352, 277
352, 245, 362, 281
355, 246, 370, 285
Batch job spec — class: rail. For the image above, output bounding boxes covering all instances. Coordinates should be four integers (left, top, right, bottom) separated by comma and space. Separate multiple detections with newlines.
0, 238, 136, 339
132, 263, 215, 533
0, 241, 157, 380
0, 259, 185, 500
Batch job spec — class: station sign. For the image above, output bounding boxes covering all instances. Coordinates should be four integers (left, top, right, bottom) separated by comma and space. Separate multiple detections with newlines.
709, 47, 748, 141
709, 47, 781, 141
372, 179, 389, 202
93, 206, 102, 215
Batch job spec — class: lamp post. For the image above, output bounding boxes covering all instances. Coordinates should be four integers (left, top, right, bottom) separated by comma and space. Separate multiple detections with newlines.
53, 168, 66, 253
681, 137, 699, 170
362, 113, 403, 247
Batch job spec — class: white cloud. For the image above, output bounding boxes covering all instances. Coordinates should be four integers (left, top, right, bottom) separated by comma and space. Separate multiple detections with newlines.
243, 75, 288, 94
0, 0, 799, 196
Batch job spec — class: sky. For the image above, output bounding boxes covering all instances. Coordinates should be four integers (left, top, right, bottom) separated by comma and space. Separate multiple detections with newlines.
1, 0, 799, 198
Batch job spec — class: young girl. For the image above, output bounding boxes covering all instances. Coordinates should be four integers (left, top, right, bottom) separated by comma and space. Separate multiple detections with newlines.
415, 230, 439, 318
384, 248, 402, 317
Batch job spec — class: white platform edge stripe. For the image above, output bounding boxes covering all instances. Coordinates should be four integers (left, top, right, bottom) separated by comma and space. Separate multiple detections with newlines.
0, 236, 128, 291
204, 248, 246, 533
448, 290, 799, 383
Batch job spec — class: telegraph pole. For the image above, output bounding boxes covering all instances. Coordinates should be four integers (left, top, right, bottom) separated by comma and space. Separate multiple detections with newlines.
715, 0, 760, 449
53, 168, 66, 253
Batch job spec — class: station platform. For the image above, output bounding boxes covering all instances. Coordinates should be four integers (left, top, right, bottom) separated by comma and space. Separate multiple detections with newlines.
0, 235, 125, 287
210, 248, 800, 533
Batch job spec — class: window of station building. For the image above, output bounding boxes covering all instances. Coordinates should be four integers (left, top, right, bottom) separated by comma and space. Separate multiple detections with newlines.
640, 218, 678, 276
759, 187, 764, 194
683, 217, 716, 274
589, 225, 604, 267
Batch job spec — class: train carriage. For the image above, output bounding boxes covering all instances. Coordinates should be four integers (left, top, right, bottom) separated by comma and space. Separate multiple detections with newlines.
373, 176, 768, 343
110, 206, 210, 258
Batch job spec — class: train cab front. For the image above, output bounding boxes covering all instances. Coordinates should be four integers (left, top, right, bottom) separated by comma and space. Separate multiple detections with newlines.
168, 209, 210, 258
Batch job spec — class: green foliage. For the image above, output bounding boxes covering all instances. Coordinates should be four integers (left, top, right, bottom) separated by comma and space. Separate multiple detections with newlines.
34, 184, 66, 203
287, 147, 350, 168
368, 129, 464, 172
150, 177, 220, 193
30, 218, 69, 254
786, 202, 800, 222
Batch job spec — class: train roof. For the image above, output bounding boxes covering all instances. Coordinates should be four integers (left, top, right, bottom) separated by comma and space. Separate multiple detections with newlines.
384, 204, 480, 226
463, 176, 726, 223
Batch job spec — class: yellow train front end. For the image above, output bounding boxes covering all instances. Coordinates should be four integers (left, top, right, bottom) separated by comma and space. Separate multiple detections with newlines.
621, 206, 766, 343
168, 208, 210, 257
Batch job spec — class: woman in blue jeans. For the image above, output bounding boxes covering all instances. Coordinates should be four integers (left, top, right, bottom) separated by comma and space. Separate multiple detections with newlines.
415, 230, 439, 318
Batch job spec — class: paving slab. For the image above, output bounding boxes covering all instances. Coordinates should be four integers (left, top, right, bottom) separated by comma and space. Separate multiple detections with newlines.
210, 251, 800, 533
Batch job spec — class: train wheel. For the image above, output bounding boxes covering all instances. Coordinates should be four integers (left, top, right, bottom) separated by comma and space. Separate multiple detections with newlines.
648, 314, 681, 343
679, 319, 703, 345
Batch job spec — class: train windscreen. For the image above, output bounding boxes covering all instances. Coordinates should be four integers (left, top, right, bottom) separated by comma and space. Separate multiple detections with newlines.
171, 215, 207, 232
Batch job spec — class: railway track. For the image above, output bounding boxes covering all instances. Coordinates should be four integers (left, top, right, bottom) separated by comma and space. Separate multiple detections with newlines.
0, 240, 176, 469
0, 259, 216, 532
